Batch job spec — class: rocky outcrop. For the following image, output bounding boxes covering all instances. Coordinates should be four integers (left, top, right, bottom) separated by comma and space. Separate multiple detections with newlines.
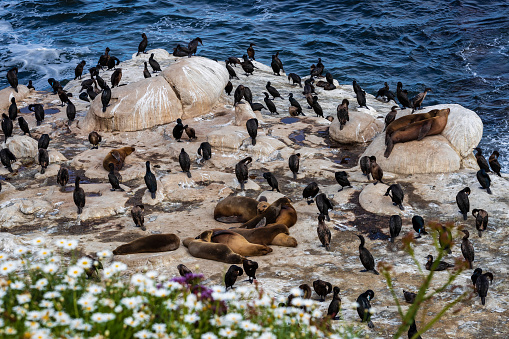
329, 110, 384, 144
6, 135, 38, 158
234, 102, 257, 126
0, 85, 30, 113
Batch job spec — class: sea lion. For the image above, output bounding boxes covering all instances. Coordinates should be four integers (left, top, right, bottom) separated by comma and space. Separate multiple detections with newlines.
183, 230, 244, 264
385, 108, 450, 157
113, 234, 180, 255
385, 109, 442, 144
228, 223, 290, 246
214, 196, 260, 223
240, 197, 292, 229
274, 202, 297, 228
211, 230, 273, 257
102, 147, 135, 171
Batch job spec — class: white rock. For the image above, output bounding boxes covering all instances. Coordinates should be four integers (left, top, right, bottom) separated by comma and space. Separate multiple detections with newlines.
6, 135, 38, 158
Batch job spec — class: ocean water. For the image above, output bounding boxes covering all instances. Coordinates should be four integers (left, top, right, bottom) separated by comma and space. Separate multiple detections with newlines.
0, 0, 507, 167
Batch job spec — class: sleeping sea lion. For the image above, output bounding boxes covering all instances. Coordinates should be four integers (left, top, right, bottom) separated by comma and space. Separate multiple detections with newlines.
239, 197, 292, 229
259, 200, 297, 228
183, 230, 244, 264
214, 196, 260, 223
211, 230, 273, 257
227, 223, 290, 246
385, 108, 444, 145
102, 147, 136, 171
113, 234, 180, 255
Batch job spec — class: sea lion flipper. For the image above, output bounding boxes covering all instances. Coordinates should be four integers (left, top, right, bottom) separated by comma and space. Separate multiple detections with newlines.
417, 120, 433, 141
255, 217, 266, 228
111, 151, 122, 162
211, 229, 237, 238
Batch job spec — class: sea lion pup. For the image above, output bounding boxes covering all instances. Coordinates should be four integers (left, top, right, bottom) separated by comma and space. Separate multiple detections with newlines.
144, 161, 157, 199
228, 224, 291, 246
7, 66, 18, 92
241, 55, 254, 76
108, 163, 124, 192
474, 147, 490, 172
288, 73, 302, 87
471, 268, 494, 306
384, 106, 398, 131
57, 165, 69, 192
88, 131, 102, 149
384, 183, 404, 210
183, 230, 245, 264
288, 153, 300, 179
243, 259, 258, 283
313, 279, 332, 302
357, 290, 375, 328
358, 235, 379, 275
489, 150, 501, 176
148, 53, 161, 72
73, 176, 85, 215
113, 234, 180, 255
389, 215, 402, 243
370, 156, 383, 185
102, 147, 135, 171
263, 92, 278, 115
403, 290, 416, 304
336, 99, 349, 130
233, 84, 245, 106
247, 43, 256, 60
263, 172, 279, 192
177, 264, 192, 277
425, 255, 454, 271
335, 171, 351, 191
266, 81, 281, 100
74, 60, 86, 80
327, 287, 341, 320
412, 215, 427, 238
384, 108, 450, 158
271, 55, 281, 76
240, 197, 292, 229
225, 265, 243, 290
179, 148, 192, 178
211, 230, 272, 257
143, 62, 151, 78
359, 155, 370, 179
101, 85, 111, 112
111, 68, 122, 88
303, 182, 319, 205
472, 209, 488, 237
288, 93, 303, 115
66, 99, 76, 124
214, 196, 260, 223
8, 97, 17, 120
137, 33, 148, 56
131, 204, 145, 231
38, 148, 49, 174
172, 118, 187, 142
224, 81, 233, 95
396, 81, 411, 108
0, 148, 16, 172
411, 87, 431, 113
476, 169, 492, 194
311, 96, 323, 118
461, 229, 474, 269
197, 142, 212, 162
315, 193, 333, 221
456, 187, 471, 220
187, 37, 202, 57
317, 214, 331, 251
1, 114, 13, 142
246, 118, 258, 146
235, 156, 252, 191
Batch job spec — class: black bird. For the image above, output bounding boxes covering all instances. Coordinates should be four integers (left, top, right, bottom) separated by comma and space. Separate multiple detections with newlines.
95, 74, 107, 90
66, 99, 76, 124
360, 155, 370, 179
144, 161, 157, 199
288, 73, 302, 87
311, 96, 323, 118
334, 171, 351, 191
288, 153, 300, 180
370, 156, 384, 185
226, 57, 240, 67
313, 279, 332, 302
476, 169, 492, 194
310, 59, 324, 78
240, 55, 254, 76
73, 176, 86, 215
274, 51, 284, 72
315, 193, 333, 221
106, 56, 120, 70
226, 63, 239, 80
456, 187, 471, 220
474, 148, 490, 172
326, 72, 334, 85
98, 47, 111, 68
131, 204, 145, 231
79, 92, 89, 102
111, 68, 122, 88
263, 172, 279, 192
225, 81, 233, 95
403, 290, 416, 304
8, 97, 17, 120
57, 165, 69, 192
389, 215, 402, 243
74, 60, 86, 80
174, 44, 190, 57
18, 117, 30, 136
472, 209, 488, 237
317, 214, 331, 251
243, 86, 253, 105
396, 82, 412, 109
57, 88, 69, 106
246, 118, 258, 146
80, 79, 95, 92
327, 287, 341, 320
177, 264, 192, 276
439, 225, 452, 254
48, 78, 62, 94
242, 259, 258, 283
225, 265, 243, 290
234, 84, 245, 106
137, 33, 148, 56
1, 114, 13, 142
197, 142, 212, 162
425, 255, 454, 271
471, 268, 493, 306
353, 80, 368, 108
27, 80, 34, 90
247, 43, 255, 60
412, 215, 427, 238
411, 88, 431, 113
408, 320, 422, 339
250, 103, 266, 112
86, 86, 98, 101
271, 55, 281, 76
303, 78, 315, 95
172, 118, 186, 142
7, 67, 18, 92
337, 99, 349, 130
384, 106, 398, 131
266, 82, 281, 100
288, 93, 303, 115
101, 85, 111, 112
0, 148, 16, 172
384, 184, 404, 210
303, 182, 319, 205
263, 92, 278, 115
149, 53, 161, 72
28, 104, 45, 126
489, 151, 501, 176
108, 163, 123, 191
38, 148, 49, 174
235, 157, 252, 191
143, 62, 151, 78
356, 290, 375, 328
179, 148, 192, 178
375, 82, 390, 101
461, 230, 474, 269
88, 131, 102, 149
187, 37, 203, 57
358, 235, 379, 275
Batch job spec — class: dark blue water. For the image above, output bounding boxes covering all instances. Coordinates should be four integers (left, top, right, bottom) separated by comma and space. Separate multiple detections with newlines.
1, 0, 508, 166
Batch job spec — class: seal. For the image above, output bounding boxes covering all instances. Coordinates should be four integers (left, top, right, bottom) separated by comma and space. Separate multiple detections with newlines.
385, 109, 443, 145
183, 230, 244, 264
274, 202, 297, 228
228, 223, 290, 246
385, 108, 450, 157
240, 197, 292, 229
113, 234, 180, 255
211, 230, 273, 257
214, 196, 260, 223
102, 147, 135, 171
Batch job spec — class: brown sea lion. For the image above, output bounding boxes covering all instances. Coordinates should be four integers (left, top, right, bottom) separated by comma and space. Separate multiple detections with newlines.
385, 108, 444, 146
211, 230, 273, 257
214, 196, 260, 223
385, 108, 450, 158
257, 199, 297, 228
269, 232, 298, 247
113, 234, 180, 255
183, 230, 244, 264
239, 197, 292, 229
102, 147, 136, 171
227, 223, 290, 246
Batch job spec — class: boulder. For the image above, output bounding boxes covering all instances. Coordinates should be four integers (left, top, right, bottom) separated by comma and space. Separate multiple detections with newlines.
359, 183, 412, 216
6, 135, 38, 158
234, 102, 257, 126
0, 85, 30, 113
329, 110, 384, 144
438, 104, 483, 157
207, 126, 248, 151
